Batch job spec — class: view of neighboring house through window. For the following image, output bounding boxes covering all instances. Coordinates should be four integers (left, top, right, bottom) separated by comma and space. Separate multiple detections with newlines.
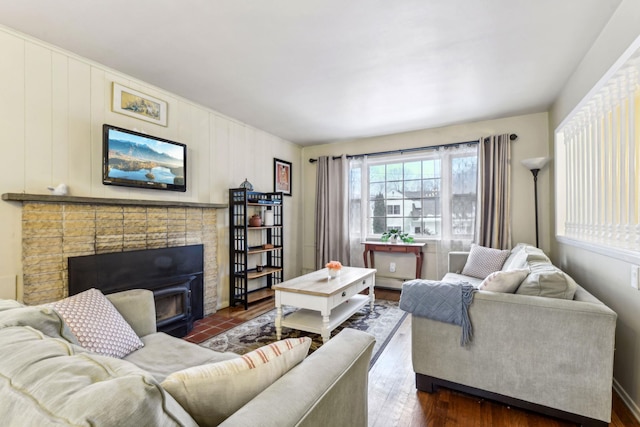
349, 144, 478, 242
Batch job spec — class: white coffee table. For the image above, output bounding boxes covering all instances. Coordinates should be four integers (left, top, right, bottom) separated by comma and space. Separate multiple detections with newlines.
273, 266, 376, 343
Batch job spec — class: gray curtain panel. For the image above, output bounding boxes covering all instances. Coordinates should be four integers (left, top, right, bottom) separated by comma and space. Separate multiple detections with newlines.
475, 134, 512, 249
315, 155, 351, 269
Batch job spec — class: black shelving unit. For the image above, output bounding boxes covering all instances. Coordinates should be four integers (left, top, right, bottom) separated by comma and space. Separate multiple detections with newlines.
229, 188, 284, 309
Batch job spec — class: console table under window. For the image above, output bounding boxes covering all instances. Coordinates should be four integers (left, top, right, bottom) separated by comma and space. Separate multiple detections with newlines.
362, 241, 426, 279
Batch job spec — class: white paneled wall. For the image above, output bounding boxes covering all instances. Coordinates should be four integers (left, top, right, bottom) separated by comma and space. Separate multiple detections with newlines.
0, 26, 301, 304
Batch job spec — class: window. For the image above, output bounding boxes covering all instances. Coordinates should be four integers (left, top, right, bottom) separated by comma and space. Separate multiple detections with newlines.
555, 39, 640, 256
349, 145, 478, 241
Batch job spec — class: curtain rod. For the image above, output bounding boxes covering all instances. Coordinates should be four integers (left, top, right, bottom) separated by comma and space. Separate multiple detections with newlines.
308, 133, 518, 163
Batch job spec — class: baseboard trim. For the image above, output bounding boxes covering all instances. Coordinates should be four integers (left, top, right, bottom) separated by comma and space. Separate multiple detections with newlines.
613, 377, 640, 423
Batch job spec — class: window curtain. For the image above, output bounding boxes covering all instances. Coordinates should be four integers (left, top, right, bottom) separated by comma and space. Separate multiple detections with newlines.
315, 155, 351, 269
348, 156, 368, 269
475, 134, 512, 249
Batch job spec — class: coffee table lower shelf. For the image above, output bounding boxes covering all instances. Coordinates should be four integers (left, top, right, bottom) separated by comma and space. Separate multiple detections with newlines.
280, 294, 369, 336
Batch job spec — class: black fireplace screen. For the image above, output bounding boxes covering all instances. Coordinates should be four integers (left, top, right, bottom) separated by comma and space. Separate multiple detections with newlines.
67, 245, 204, 337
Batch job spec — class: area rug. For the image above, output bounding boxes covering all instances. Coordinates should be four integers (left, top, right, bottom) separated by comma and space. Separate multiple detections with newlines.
199, 299, 408, 367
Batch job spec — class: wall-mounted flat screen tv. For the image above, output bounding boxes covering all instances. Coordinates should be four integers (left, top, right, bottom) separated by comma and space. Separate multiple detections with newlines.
102, 124, 187, 192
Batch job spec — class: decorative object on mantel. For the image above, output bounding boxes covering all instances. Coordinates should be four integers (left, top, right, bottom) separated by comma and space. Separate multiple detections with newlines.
381, 228, 414, 243
521, 156, 550, 247
239, 178, 254, 191
326, 260, 342, 279
46, 183, 68, 196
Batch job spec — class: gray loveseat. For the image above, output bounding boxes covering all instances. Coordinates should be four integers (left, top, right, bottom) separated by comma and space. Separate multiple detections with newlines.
405, 244, 617, 427
0, 289, 375, 427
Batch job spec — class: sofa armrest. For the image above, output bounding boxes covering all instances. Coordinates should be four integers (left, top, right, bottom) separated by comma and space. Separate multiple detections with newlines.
106, 289, 157, 338
219, 328, 375, 427
448, 251, 469, 274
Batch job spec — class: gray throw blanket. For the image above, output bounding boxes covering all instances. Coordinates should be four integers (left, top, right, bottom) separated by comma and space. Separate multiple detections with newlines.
399, 279, 476, 346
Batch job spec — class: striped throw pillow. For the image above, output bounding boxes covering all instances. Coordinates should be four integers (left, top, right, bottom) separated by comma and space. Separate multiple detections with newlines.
162, 337, 312, 427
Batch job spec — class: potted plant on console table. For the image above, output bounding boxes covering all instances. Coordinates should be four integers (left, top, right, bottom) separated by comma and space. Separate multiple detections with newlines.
380, 228, 414, 244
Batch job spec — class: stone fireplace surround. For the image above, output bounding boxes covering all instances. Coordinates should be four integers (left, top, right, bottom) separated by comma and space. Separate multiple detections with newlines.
8, 193, 226, 315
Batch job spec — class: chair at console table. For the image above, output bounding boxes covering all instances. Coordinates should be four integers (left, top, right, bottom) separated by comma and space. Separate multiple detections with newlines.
362, 241, 426, 279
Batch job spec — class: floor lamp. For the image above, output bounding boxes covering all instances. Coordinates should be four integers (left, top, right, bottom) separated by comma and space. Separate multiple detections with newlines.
521, 157, 550, 248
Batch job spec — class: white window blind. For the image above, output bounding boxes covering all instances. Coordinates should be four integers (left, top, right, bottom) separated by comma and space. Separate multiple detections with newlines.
556, 39, 640, 254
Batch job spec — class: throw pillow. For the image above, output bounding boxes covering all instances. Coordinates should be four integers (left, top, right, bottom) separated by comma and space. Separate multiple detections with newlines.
162, 337, 312, 427
478, 268, 529, 293
516, 264, 578, 300
49, 288, 144, 358
461, 244, 511, 279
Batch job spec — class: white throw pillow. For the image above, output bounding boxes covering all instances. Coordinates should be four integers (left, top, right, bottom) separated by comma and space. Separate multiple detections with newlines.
162, 337, 312, 427
478, 268, 529, 293
461, 244, 511, 279
49, 288, 144, 358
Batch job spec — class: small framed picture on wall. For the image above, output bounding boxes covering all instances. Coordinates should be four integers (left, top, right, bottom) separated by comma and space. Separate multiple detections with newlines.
274, 158, 292, 196
112, 82, 168, 126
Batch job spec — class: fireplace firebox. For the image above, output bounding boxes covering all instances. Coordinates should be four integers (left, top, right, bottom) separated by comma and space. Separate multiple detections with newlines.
67, 245, 204, 337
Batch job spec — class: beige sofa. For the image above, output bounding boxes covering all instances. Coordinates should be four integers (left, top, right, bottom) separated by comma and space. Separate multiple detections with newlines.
0, 289, 375, 427
405, 244, 617, 427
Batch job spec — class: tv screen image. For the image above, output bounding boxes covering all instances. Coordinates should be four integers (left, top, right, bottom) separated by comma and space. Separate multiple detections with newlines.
102, 124, 187, 192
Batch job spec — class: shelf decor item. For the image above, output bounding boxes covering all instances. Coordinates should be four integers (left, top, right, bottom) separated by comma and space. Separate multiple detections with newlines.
249, 214, 262, 227
325, 260, 342, 279
239, 178, 254, 191
380, 228, 414, 243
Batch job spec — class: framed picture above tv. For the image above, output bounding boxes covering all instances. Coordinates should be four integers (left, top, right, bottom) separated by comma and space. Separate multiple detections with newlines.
112, 83, 168, 126
102, 124, 187, 192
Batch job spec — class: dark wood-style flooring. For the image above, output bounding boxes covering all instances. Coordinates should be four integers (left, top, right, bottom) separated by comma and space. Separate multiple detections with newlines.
187, 288, 639, 427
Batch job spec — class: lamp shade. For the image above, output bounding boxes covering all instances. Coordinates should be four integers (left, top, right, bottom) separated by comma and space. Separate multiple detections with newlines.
521, 157, 550, 171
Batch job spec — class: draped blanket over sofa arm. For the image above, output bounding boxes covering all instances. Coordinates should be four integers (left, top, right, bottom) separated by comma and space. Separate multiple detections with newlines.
399, 279, 476, 346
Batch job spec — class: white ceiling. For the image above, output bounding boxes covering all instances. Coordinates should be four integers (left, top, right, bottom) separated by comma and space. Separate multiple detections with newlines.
0, 0, 621, 146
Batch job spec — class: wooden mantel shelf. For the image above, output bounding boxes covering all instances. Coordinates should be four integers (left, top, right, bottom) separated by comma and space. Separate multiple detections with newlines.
2, 193, 227, 209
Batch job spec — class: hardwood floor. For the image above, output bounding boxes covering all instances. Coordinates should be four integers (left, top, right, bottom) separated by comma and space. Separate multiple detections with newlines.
204, 288, 639, 426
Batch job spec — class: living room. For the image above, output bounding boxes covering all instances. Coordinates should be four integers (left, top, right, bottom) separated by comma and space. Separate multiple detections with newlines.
1, 1, 640, 426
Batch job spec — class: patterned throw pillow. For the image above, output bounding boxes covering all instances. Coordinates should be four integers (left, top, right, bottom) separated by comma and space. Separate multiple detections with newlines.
49, 288, 144, 358
478, 268, 529, 293
162, 337, 312, 427
461, 244, 511, 279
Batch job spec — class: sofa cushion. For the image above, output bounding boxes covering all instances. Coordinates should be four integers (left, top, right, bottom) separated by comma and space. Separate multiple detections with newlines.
441, 272, 483, 287
516, 262, 578, 299
125, 332, 240, 382
0, 301, 79, 344
501, 243, 525, 271
478, 268, 529, 293
461, 244, 510, 279
49, 288, 144, 358
501, 244, 551, 272
0, 324, 197, 427
162, 337, 312, 427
